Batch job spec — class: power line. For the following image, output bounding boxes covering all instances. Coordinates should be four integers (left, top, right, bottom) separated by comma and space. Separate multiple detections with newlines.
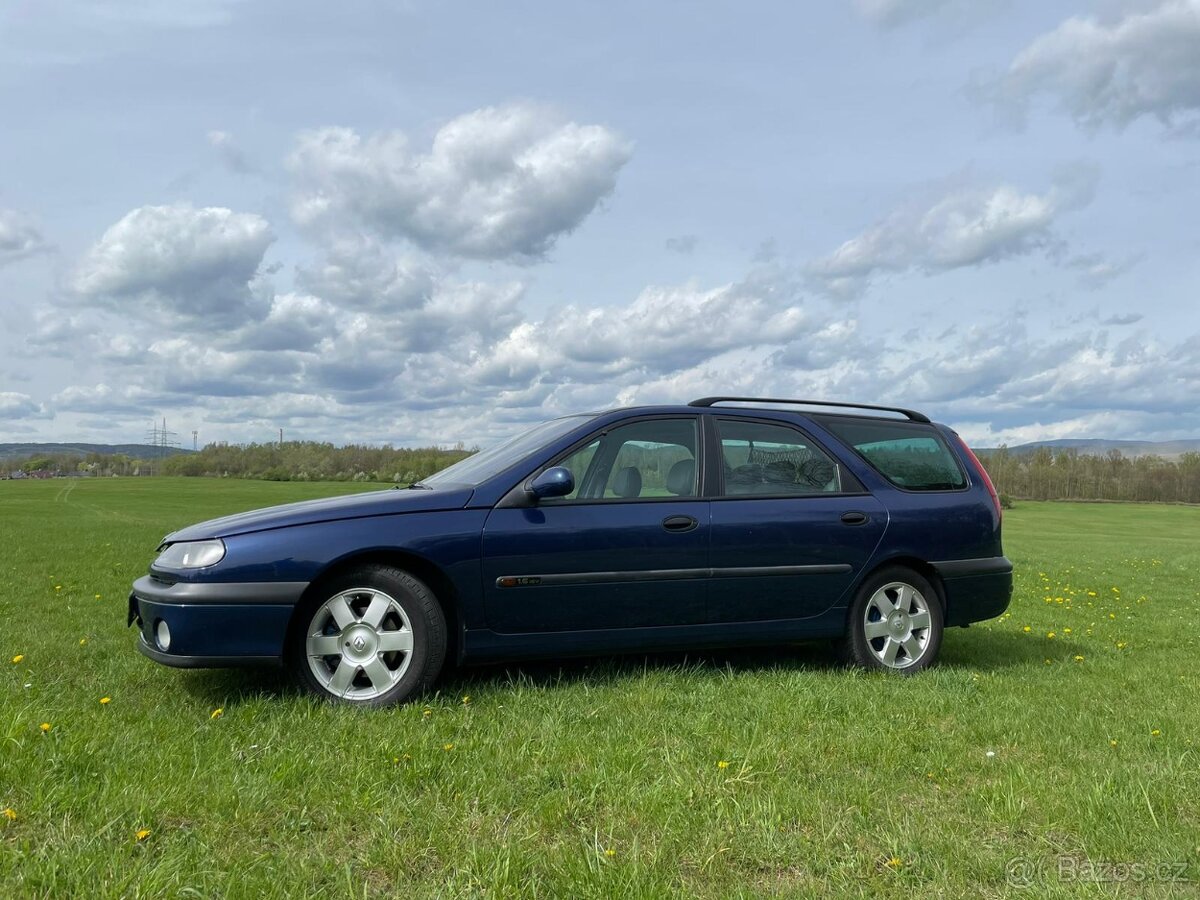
144, 417, 180, 475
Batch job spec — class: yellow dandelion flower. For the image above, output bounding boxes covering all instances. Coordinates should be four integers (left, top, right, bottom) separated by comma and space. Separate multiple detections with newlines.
79, 638, 87, 646
1151, 729, 1161, 737
54, 585, 61, 591
1073, 655, 1084, 662
1046, 631, 1056, 639
1063, 628, 1072, 634
135, 828, 151, 842
443, 743, 454, 752
39, 722, 51, 733
3, 808, 16, 821
100, 696, 111, 705
1110, 739, 1118, 748
94, 594, 101, 599
717, 760, 730, 769
1116, 641, 1127, 650
604, 848, 616, 858
1022, 626, 1031, 633
392, 756, 400, 764
886, 856, 902, 868
210, 708, 223, 720
1044, 658, 1052, 665
462, 695, 471, 705
11, 655, 23, 664
422, 707, 432, 718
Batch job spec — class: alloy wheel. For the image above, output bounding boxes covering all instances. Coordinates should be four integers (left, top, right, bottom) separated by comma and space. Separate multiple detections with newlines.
305, 588, 415, 700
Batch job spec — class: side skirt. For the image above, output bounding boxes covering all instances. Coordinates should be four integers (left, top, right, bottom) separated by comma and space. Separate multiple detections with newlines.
460, 609, 848, 664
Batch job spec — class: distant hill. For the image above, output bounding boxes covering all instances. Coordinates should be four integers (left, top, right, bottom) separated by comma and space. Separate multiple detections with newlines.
987, 439, 1200, 460
0, 442, 194, 462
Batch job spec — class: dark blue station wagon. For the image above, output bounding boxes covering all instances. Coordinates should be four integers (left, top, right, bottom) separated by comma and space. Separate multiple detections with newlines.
129, 398, 1013, 706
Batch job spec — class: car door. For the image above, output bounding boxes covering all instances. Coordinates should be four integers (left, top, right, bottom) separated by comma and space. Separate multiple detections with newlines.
481, 416, 710, 632
708, 416, 886, 622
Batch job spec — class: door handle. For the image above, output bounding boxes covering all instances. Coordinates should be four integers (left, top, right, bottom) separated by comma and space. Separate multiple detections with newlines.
840, 511, 869, 526
662, 514, 699, 533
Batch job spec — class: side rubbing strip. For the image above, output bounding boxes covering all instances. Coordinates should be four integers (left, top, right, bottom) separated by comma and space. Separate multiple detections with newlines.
495, 564, 852, 588
711, 564, 851, 578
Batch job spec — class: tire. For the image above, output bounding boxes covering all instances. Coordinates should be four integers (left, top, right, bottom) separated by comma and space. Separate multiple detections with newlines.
837, 566, 943, 673
289, 565, 447, 707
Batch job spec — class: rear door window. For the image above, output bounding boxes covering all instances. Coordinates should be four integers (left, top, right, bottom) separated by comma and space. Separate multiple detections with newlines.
717, 419, 844, 496
816, 417, 967, 491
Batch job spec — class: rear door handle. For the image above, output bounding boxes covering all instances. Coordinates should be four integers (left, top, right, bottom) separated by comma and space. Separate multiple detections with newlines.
662, 514, 699, 533
840, 511, 869, 526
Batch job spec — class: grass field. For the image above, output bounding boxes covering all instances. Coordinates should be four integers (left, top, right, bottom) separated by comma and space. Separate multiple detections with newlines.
1, 477, 1198, 897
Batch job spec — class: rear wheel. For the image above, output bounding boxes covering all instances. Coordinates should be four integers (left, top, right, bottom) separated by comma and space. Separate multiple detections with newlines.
838, 566, 943, 673
289, 565, 446, 706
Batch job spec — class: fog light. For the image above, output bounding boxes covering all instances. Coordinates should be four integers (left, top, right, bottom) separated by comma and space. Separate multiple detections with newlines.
155, 619, 171, 652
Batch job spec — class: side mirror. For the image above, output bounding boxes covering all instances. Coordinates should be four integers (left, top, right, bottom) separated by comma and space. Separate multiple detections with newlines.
527, 466, 574, 500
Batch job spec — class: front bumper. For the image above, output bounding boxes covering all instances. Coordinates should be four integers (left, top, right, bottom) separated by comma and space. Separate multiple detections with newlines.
129, 576, 307, 668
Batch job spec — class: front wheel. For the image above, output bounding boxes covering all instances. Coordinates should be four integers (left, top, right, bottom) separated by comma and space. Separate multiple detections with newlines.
838, 567, 943, 673
289, 565, 446, 706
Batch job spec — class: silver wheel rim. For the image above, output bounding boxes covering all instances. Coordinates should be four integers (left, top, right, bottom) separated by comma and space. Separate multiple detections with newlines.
863, 581, 933, 669
305, 588, 415, 700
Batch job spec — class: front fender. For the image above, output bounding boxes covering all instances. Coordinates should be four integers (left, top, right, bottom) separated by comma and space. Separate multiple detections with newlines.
156, 509, 490, 627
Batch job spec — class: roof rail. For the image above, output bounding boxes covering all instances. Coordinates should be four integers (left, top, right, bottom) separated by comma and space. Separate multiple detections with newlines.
687, 396, 931, 424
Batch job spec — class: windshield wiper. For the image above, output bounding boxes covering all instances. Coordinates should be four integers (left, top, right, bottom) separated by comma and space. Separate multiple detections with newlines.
406, 482, 432, 490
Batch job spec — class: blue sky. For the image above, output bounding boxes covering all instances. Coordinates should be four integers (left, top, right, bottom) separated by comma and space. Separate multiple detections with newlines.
1, 0, 1198, 448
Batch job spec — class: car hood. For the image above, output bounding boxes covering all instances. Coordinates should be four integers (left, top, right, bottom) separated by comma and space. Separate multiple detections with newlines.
163, 486, 476, 542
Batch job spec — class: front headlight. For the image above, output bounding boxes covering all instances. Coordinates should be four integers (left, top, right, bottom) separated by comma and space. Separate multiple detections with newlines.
154, 539, 226, 569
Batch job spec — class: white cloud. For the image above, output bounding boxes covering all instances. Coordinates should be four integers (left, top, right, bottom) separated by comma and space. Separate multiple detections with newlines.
1100, 312, 1143, 326
806, 172, 1096, 297
855, 0, 1008, 30
52, 383, 159, 416
953, 410, 1158, 447
980, 0, 1200, 133
294, 238, 437, 311
0, 209, 50, 266
287, 104, 633, 260
855, 0, 954, 28
1066, 251, 1142, 289
73, 204, 275, 325
207, 129, 257, 174
0, 392, 52, 419
463, 269, 813, 389
664, 234, 698, 255
231, 292, 342, 352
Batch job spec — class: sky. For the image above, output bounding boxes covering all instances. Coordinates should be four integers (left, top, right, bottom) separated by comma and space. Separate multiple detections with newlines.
1, 0, 1198, 449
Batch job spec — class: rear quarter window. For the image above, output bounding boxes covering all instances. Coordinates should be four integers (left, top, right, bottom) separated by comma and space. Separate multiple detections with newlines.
817, 417, 967, 491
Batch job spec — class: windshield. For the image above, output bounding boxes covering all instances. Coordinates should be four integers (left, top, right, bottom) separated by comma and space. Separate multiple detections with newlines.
420, 415, 594, 488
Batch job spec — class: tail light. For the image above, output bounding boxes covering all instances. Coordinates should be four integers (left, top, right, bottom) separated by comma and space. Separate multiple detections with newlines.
956, 435, 1001, 522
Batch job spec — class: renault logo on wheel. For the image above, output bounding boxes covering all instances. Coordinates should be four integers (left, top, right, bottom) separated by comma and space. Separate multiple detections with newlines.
352, 635, 366, 652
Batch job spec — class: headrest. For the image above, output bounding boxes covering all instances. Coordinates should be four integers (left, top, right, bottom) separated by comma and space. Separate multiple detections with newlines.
611, 466, 642, 498
666, 459, 696, 495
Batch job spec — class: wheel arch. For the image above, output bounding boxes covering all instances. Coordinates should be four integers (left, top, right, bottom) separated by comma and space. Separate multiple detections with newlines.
855, 555, 947, 613
286, 549, 463, 665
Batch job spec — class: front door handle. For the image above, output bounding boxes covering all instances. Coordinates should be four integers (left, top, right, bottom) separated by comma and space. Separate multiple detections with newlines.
840, 511, 869, 526
662, 514, 699, 533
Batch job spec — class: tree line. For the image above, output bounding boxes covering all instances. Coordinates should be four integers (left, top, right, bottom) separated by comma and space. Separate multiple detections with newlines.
977, 447, 1200, 505
3, 442, 473, 484
159, 441, 474, 483
6, 441, 1200, 504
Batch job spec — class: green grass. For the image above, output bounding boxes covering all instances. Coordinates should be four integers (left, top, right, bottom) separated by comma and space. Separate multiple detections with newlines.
1, 478, 1198, 897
